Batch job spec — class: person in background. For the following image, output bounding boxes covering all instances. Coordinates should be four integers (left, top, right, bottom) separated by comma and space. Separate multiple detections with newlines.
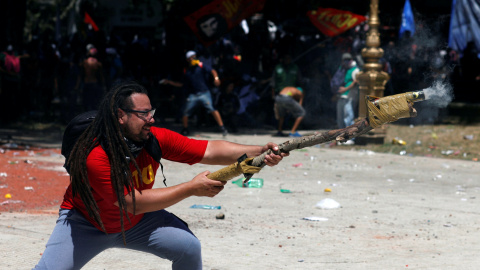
76, 46, 106, 111
161, 51, 228, 136
0, 44, 27, 123
336, 53, 359, 145
271, 53, 303, 136
273, 86, 305, 137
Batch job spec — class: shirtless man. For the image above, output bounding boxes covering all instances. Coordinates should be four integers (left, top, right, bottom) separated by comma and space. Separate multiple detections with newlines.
76, 47, 106, 111
274, 86, 305, 137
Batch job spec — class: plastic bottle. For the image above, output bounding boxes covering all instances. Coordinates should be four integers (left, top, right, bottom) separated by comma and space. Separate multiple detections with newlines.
231, 177, 264, 188
189, 204, 221, 209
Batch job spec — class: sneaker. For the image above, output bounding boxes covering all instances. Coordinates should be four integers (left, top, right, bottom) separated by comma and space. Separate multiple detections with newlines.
344, 139, 355, 145
274, 131, 288, 137
181, 128, 190, 136
337, 139, 355, 145
289, 132, 302, 137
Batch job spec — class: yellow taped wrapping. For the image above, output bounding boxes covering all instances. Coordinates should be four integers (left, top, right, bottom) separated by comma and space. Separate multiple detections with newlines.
207, 157, 262, 181
366, 94, 412, 128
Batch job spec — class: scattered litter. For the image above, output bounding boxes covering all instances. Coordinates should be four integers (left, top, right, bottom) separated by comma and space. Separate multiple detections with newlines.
392, 138, 407, 145
24, 160, 34, 164
4, 193, 12, 199
8, 161, 19, 164
189, 204, 221, 210
443, 224, 452, 227
0, 148, 5, 154
416, 140, 422, 145
292, 163, 303, 168
409, 179, 415, 182
441, 150, 454, 155
0, 185, 7, 188
0, 172, 7, 177
463, 135, 474, 140
302, 216, 328, 221
431, 132, 438, 139
324, 188, 332, 192
232, 178, 264, 188
399, 151, 407, 156
0, 200, 23, 205
24, 186, 34, 191
280, 189, 292, 193
215, 212, 225, 219
315, 198, 341, 209
303, 172, 308, 176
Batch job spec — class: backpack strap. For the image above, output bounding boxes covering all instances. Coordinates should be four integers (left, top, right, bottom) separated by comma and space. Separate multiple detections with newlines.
144, 133, 167, 186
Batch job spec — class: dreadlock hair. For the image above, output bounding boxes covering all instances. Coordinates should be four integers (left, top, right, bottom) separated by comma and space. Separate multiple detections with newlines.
67, 81, 148, 245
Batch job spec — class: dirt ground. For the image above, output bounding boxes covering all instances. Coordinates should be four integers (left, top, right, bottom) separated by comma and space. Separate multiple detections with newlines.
1, 127, 480, 269
340, 123, 480, 162
0, 147, 69, 213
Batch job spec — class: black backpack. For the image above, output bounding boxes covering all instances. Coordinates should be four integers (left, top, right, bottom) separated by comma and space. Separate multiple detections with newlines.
61, 111, 166, 185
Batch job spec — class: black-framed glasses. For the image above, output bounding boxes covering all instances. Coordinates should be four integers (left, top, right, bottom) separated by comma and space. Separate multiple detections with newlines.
121, 108, 156, 121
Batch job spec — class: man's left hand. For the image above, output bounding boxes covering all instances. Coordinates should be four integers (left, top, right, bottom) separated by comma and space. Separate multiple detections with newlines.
261, 142, 289, 166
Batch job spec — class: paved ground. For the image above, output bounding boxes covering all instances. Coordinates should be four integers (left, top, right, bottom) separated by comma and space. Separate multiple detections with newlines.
1, 128, 479, 270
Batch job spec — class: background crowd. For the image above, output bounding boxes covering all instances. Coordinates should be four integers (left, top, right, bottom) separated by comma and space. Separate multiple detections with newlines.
0, 11, 475, 134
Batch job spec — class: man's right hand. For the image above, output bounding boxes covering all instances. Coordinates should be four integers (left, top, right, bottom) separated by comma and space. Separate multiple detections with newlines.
190, 171, 226, 197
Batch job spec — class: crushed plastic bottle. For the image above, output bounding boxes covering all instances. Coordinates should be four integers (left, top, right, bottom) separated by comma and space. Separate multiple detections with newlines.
232, 178, 264, 188
189, 204, 221, 210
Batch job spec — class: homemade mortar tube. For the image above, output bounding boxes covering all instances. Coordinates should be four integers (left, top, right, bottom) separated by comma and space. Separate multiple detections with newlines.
206, 91, 423, 182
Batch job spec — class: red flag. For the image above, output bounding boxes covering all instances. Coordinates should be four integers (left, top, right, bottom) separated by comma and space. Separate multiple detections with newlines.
84, 12, 99, 32
307, 8, 366, 37
184, 0, 266, 46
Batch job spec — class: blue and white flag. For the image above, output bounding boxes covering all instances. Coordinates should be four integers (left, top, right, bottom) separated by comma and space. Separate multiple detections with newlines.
399, 0, 415, 38
448, 0, 480, 53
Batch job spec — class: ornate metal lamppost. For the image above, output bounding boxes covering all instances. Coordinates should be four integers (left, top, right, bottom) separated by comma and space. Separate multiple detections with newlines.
356, 0, 390, 144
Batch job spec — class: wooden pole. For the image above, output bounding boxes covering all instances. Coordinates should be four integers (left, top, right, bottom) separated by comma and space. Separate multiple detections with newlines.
207, 101, 417, 181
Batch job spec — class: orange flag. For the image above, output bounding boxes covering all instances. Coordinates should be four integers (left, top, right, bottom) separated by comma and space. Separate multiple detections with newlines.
84, 12, 99, 32
307, 8, 366, 37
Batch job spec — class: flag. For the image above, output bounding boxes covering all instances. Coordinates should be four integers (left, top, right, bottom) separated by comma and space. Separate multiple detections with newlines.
84, 12, 99, 32
184, 0, 266, 46
399, 0, 415, 38
448, 0, 480, 53
307, 8, 367, 37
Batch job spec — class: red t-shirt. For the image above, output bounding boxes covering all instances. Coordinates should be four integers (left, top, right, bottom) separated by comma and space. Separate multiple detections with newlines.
61, 127, 208, 233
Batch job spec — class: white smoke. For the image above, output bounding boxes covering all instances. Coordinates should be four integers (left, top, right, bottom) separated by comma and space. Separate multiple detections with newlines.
423, 80, 454, 108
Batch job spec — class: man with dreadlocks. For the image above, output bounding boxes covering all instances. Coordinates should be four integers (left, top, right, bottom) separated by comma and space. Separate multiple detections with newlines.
34, 81, 287, 269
